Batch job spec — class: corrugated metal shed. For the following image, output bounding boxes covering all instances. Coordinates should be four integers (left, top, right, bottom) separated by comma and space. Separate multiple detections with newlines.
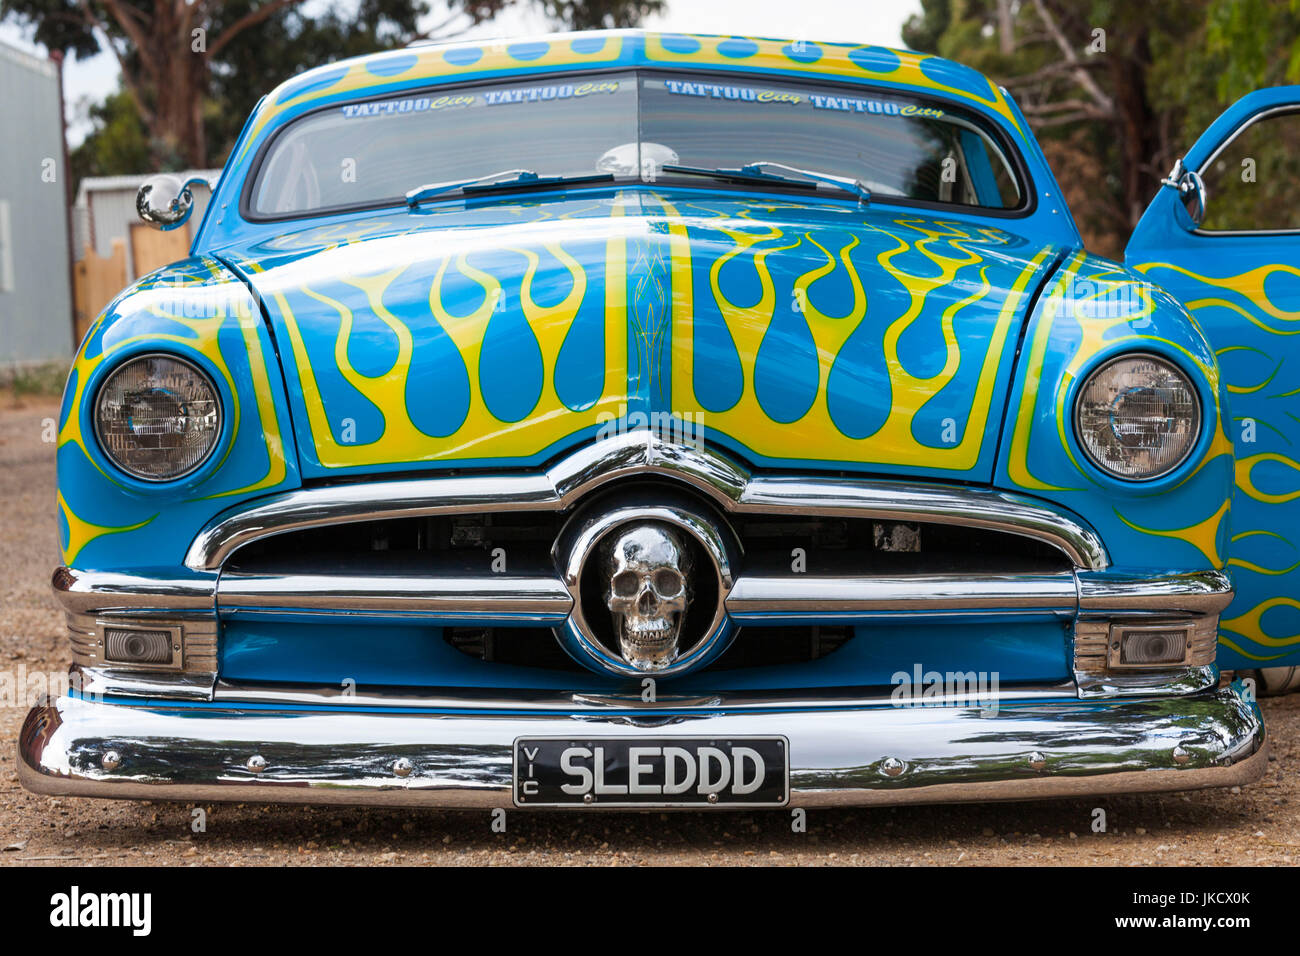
0, 39, 73, 365
74, 169, 220, 281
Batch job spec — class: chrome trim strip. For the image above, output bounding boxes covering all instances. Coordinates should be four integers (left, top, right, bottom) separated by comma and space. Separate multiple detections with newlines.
53, 565, 1227, 640
216, 571, 572, 620
1075, 569, 1233, 616
18, 685, 1265, 809
53, 566, 215, 615
77, 666, 217, 702
207, 679, 1081, 712
184, 433, 1110, 571
727, 572, 1077, 619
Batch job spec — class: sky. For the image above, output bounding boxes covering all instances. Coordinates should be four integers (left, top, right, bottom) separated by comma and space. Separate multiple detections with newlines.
0, 0, 921, 146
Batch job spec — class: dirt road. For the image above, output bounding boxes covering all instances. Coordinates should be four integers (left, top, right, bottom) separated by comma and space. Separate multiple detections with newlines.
2, 396, 1296, 866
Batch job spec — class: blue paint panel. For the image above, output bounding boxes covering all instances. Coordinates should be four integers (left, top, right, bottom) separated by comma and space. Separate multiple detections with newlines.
660, 34, 701, 54
342, 299, 401, 379
479, 305, 545, 423
279, 285, 387, 445
366, 54, 418, 77
382, 266, 472, 438
443, 46, 483, 67
754, 304, 818, 423
691, 297, 745, 412
570, 35, 608, 55
920, 56, 993, 100
527, 247, 578, 309
716, 38, 759, 59
218, 617, 1070, 691
783, 42, 822, 64
554, 291, 607, 412
507, 42, 550, 61
825, 313, 892, 439
100, 313, 199, 349
848, 46, 901, 74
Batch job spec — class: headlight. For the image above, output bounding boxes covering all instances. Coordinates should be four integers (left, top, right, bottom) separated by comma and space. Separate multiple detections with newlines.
1074, 354, 1201, 480
94, 354, 222, 481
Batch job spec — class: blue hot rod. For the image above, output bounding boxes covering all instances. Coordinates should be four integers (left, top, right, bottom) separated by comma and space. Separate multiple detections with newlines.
20, 30, 1299, 809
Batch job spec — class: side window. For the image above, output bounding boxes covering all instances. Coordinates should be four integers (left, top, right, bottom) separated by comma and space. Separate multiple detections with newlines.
1200, 108, 1300, 232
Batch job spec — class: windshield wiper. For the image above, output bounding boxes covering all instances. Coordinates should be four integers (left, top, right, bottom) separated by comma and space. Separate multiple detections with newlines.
660, 161, 871, 206
405, 169, 614, 207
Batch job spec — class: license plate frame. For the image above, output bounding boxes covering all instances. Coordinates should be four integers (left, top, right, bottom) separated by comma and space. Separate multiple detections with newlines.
512, 735, 790, 808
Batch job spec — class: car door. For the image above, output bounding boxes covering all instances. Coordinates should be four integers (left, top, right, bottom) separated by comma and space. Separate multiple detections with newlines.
1127, 87, 1300, 671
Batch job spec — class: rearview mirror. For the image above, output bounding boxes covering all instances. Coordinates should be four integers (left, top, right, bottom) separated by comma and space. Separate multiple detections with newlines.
136, 174, 209, 230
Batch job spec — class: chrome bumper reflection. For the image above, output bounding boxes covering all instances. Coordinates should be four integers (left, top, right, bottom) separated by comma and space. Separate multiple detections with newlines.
18, 684, 1265, 809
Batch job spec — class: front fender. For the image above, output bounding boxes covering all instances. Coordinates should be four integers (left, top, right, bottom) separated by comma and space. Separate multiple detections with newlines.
56, 256, 300, 573
995, 250, 1234, 575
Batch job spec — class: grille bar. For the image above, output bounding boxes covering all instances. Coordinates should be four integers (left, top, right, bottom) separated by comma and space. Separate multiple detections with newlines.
184, 434, 1110, 571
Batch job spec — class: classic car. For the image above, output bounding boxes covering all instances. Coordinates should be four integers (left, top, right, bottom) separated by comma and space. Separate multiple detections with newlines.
19, 29, 1300, 810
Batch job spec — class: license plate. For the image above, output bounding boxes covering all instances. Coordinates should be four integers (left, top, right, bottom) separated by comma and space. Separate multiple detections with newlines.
512, 736, 789, 808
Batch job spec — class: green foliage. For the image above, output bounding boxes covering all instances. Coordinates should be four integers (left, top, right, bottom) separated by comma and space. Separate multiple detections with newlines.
899, 0, 1300, 256
1205, 0, 1300, 100
1199, 111, 1300, 232
70, 89, 153, 182
532, 0, 666, 29
901, 0, 952, 53
202, 0, 432, 166
7, 361, 67, 400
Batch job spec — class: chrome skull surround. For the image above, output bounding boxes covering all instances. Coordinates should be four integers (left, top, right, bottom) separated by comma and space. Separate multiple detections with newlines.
601, 522, 694, 670
553, 491, 738, 678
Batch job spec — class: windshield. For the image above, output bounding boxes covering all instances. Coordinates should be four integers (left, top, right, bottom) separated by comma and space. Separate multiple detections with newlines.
249, 70, 1025, 218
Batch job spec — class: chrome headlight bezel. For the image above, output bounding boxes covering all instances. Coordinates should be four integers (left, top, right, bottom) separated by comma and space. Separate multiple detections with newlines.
92, 352, 225, 483
1072, 352, 1203, 482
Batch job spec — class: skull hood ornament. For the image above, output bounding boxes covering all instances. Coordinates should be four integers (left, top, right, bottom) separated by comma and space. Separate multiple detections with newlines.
601, 522, 695, 670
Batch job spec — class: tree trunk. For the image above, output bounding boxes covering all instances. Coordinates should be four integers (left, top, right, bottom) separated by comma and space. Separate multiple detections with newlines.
118, 1, 209, 169
997, 0, 1015, 56
151, 54, 209, 168
1111, 30, 1158, 231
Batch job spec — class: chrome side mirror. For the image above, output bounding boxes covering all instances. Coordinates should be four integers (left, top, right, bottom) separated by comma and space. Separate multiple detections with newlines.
136, 174, 209, 230
1162, 160, 1207, 228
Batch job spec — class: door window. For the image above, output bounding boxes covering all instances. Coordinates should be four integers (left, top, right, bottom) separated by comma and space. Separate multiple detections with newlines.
1200, 107, 1300, 232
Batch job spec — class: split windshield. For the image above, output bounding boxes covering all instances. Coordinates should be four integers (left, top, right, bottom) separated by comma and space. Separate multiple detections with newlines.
250, 70, 1025, 217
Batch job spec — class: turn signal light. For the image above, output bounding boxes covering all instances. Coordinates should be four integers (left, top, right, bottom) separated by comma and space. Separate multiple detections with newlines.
104, 627, 175, 665
1110, 625, 1189, 668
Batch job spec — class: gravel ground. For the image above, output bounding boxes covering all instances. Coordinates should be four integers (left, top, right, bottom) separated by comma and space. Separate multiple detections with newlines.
0, 395, 1296, 867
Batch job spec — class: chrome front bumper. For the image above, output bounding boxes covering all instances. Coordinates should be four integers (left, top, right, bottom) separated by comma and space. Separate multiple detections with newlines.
18, 684, 1266, 809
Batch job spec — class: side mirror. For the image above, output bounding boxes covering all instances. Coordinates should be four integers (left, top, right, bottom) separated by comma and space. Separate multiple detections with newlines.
136, 174, 209, 230
1162, 160, 1207, 229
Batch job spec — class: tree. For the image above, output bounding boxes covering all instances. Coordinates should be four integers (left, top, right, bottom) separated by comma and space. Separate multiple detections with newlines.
2, 0, 664, 171
902, 0, 1300, 258
70, 87, 151, 182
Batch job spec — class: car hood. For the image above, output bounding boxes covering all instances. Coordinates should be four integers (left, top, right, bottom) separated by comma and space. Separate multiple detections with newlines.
221, 191, 1060, 481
